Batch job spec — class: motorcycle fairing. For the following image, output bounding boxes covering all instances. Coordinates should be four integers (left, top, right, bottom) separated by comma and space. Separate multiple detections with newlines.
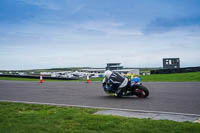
130, 77, 140, 87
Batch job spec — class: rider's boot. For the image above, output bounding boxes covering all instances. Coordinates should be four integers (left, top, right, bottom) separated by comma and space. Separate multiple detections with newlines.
115, 87, 125, 97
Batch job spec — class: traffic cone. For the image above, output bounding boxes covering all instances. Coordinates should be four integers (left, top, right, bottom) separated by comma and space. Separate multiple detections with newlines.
86, 73, 90, 83
40, 74, 43, 83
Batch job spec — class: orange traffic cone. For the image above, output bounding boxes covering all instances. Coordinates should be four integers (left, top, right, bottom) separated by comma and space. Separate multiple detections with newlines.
40, 74, 43, 83
86, 73, 90, 83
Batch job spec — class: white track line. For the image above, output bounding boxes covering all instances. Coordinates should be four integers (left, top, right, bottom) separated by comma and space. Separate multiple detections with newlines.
1, 99, 200, 117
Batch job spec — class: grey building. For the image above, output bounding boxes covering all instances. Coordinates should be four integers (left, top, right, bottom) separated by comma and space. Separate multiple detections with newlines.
163, 58, 180, 69
106, 63, 123, 70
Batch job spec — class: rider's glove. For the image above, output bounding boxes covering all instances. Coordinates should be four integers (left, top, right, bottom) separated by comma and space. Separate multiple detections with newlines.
103, 83, 109, 91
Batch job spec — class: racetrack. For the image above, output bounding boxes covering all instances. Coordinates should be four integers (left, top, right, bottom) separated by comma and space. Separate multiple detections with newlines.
0, 80, 200, 115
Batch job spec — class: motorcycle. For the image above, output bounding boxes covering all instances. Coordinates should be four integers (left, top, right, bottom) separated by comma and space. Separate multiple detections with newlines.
103, 76, 149, 98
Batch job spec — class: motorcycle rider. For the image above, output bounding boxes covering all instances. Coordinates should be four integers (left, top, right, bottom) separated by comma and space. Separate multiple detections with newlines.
102, 70, 129, 97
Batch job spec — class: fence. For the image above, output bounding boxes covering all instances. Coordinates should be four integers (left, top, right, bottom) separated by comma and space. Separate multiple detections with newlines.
0, 74, 79, 80
150, 67, 200, 74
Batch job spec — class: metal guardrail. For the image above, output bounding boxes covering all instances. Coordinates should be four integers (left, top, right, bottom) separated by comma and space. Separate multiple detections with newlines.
0, 74, 79, 80
150, 67, 200, 74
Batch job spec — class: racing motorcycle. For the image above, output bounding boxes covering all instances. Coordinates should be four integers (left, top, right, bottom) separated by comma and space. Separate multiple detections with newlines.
103, 76, 149, 98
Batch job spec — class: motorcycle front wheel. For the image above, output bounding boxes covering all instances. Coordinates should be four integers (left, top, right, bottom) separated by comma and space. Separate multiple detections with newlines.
134, 85, 149, 98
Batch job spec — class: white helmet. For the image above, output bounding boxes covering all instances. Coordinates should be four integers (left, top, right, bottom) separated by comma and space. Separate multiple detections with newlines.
104, 70, 112, 79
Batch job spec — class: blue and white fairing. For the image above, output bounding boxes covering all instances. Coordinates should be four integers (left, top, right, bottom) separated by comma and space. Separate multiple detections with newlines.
130, 77, 140, 87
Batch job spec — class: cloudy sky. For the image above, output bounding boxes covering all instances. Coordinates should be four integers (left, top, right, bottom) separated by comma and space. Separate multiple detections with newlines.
0, 0, 200, 70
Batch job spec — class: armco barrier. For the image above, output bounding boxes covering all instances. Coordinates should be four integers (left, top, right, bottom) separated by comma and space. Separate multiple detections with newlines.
0, 74, 79, 80
150, 67, 200, 74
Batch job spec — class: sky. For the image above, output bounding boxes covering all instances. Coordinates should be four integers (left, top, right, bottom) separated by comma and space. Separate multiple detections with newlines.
0, 0, 200, 70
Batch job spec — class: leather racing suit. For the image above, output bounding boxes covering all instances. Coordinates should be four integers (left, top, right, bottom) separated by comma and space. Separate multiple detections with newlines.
102, 70, 129, 96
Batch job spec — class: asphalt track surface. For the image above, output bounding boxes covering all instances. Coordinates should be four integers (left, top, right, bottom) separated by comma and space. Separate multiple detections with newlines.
0, 80, 200, 115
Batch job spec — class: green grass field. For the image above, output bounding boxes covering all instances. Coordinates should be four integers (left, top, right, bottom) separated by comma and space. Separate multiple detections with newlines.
0, 102, 200, 133
0, 72, 200, 82
139, 72, 200, 82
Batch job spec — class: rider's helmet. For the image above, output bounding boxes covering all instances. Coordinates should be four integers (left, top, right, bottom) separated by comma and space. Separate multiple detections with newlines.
104, 70, 112, 79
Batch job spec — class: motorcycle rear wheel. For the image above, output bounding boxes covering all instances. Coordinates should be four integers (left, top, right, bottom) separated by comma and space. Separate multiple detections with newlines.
134, 85, 149, 98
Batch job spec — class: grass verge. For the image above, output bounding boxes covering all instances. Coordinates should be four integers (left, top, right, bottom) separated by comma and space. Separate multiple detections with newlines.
0, 102, 200, 133
139, 72, 200, 82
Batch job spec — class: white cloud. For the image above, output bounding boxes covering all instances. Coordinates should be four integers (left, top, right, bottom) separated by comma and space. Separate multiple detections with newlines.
73, 20, 143, 36
1, 20, 200, 69
17, 0, 61, 10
